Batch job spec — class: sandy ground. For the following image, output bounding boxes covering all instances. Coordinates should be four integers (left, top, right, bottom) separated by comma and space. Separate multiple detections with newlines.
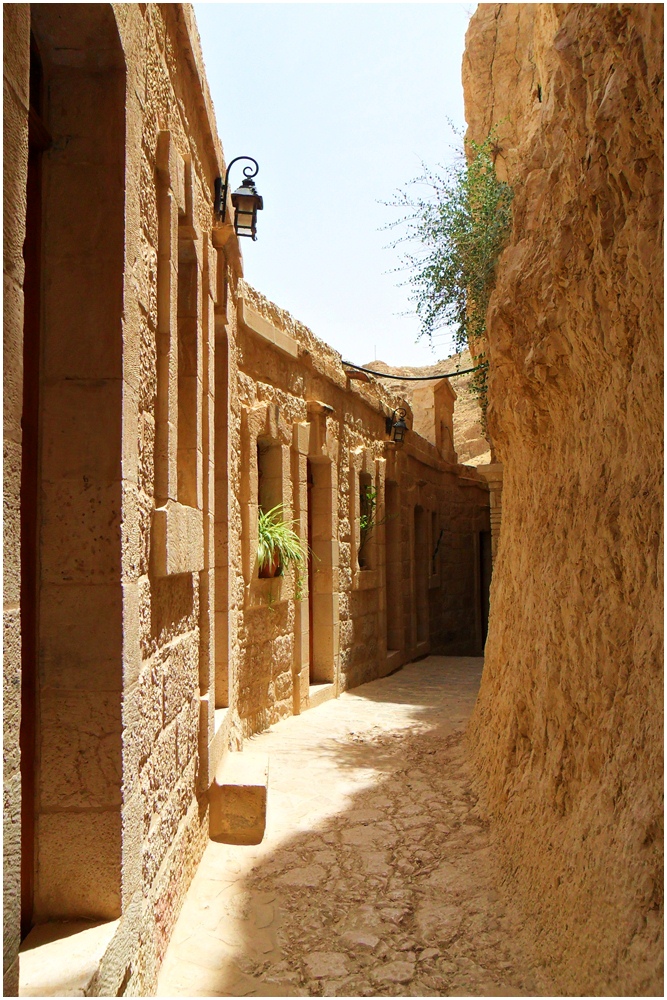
157, 657, 556, 997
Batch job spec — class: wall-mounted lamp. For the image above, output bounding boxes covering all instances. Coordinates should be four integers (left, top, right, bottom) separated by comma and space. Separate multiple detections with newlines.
215, 156, 264, 240
386, 407, 408, 444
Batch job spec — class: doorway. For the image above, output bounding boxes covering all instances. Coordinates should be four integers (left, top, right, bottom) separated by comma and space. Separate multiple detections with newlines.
306, 459, 334, 684
19, 31, 49, 939
385, 480, 401, 654
414, 506, 429, 646
21, 4, 126, 929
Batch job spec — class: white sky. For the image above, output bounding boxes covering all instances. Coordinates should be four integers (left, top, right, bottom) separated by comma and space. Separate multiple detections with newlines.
193, 2, 474, 367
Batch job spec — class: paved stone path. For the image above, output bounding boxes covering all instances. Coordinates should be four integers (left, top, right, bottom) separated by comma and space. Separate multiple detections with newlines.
157, 657, 556, 997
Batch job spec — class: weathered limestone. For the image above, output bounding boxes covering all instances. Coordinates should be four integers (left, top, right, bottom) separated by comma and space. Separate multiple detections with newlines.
3, 4, 490, 994
8, 2, 661, 995
234, 281, 490, 741
209, 752, 269, 846
370, 350, 492, 467
4, 5, 230, 994
463, 5, 663, 995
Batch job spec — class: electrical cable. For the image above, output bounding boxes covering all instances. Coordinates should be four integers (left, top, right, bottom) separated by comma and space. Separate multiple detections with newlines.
341, 360, 482, 381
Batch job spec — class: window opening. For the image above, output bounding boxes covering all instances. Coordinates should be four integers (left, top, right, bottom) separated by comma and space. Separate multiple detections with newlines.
177, 238, 198, 507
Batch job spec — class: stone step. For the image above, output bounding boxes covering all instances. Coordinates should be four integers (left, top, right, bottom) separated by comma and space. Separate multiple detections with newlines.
308, 681, 336, 709
209, 751, 269, 845
19, 919, 119, 997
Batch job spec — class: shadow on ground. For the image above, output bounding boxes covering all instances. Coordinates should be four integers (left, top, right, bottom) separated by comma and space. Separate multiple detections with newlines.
158, 658, 557, 998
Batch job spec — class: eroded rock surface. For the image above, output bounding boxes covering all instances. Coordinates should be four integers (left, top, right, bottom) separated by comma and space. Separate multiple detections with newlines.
463, 5, 663, 995
157, 659, 556, 997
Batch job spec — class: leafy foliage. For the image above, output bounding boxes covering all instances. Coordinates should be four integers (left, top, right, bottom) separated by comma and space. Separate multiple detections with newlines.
388, 129, 513, 424
257, 504, 305, 577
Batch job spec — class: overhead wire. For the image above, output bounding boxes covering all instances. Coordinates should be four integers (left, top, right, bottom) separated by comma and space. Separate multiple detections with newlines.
341, 360, 482, 381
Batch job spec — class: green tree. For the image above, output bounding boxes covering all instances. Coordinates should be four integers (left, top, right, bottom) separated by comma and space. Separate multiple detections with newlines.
388, 130, 513, 426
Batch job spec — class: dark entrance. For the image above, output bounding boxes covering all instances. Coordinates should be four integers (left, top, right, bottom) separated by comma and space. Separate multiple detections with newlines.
480, 530, 492, 645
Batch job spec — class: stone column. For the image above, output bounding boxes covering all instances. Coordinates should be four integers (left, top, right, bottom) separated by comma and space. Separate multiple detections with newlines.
292, 422, 310, 713
477, 463, 504, 564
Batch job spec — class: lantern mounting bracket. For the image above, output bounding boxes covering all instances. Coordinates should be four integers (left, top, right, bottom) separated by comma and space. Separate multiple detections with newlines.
215, 156, 263, 239
386, 407, 408, 444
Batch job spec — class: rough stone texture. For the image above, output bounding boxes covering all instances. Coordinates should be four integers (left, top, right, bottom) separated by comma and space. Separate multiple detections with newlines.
236, 282, 490, 739
6, 4, 490, 994
8, 5, 227, 994
210, 752, 269, 845
463, 5, 663, 995
157, 658, 557, 998
3, 5, 29, 994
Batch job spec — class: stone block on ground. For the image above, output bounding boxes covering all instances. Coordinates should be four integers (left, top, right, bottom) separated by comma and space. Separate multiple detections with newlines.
209, 751, 269, 845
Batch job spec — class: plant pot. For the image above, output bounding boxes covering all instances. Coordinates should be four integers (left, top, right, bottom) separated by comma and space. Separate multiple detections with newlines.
259, 552, 281, 579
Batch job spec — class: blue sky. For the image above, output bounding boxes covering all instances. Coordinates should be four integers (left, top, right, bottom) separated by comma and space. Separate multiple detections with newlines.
193, 2, 473, 367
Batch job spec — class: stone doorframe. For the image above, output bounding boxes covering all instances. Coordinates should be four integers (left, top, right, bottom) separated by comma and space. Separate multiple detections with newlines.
23, 4, 127, 927
293, 402, 341, 711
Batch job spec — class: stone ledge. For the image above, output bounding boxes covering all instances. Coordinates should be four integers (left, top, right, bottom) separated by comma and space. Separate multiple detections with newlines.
244, 575, 288, 609
19, 919, 119, 997
308, 682, 336, 710
238, 297, 299, 359
384, 649, 403, 675
352, 568, 380, 591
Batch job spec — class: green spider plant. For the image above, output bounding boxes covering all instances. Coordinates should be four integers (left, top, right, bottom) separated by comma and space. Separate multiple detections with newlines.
257, 504, 306, 578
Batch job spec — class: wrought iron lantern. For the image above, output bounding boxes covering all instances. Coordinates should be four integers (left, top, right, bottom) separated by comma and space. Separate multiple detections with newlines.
215, 156, 263, 240
386, 407, 408, 444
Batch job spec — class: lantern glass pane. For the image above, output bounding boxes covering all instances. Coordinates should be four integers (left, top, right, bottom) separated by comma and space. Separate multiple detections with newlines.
235, 208, 255, 236
232, 192, 256, 213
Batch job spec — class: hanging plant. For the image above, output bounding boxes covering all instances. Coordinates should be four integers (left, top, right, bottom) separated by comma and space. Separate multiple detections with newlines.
257, 504, 306, 581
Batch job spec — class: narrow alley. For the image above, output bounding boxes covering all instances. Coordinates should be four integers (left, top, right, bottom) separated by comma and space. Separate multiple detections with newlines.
157, 658, 555, 998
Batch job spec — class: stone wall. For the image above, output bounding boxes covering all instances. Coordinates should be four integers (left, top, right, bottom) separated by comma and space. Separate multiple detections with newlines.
3, 5, 30, 994
4, 5, 238, 994
4, 4, 490, 995
369, 351, 492, 466
463, 5, 663, 994
235, 283, 490, 732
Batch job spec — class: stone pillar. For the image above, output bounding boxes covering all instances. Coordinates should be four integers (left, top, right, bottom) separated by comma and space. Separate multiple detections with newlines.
477, 463, 504, 564
292, 421, 310, 712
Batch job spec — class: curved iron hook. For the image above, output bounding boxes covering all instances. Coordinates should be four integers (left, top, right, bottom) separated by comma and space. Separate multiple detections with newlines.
215, 156, 259, 220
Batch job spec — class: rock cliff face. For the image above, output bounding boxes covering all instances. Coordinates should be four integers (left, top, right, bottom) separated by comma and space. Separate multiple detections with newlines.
463, 5, 663, 995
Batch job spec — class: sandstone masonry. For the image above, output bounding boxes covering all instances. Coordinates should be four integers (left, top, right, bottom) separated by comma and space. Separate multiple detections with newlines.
3, 5, 490, 994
